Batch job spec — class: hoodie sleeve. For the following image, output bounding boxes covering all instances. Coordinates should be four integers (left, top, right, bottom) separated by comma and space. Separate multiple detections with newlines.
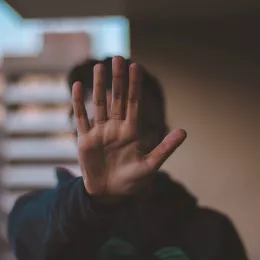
7, 168, 129, 260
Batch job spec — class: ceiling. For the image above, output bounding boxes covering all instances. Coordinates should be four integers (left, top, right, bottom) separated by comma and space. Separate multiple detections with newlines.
5, 0, 260, 20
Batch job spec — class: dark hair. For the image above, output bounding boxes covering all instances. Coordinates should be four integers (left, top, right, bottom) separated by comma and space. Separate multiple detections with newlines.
67, 57, 168, 147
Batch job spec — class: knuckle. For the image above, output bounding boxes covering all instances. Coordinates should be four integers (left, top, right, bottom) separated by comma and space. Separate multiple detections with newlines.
127, 98, 138, 104
113, 92, 121, 100
75, 114, 86, 121
157, 142, 169, 155
94, 99, 106, 106
130, 79, 140, 86
113, 74, 124, 80
95, 119, 106, 124
111, 114, 121, 120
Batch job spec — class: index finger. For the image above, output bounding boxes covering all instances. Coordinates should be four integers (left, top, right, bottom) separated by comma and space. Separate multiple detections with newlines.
72, 81, 90, 135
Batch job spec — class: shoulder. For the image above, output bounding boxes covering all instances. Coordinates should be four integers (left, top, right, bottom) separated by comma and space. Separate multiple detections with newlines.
190, 208, 247, 259
155, 172, 237, 233
192, 206, 234, 230
155, 172, 233, 227
185, 205, 244, 249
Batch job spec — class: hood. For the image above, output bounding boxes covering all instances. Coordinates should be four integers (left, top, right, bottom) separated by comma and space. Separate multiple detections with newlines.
55, 167, 76, 184
155, 171, 197, 215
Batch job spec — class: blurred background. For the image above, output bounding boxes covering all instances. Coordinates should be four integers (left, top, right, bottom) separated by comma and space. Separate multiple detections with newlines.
0, 0, 259, 259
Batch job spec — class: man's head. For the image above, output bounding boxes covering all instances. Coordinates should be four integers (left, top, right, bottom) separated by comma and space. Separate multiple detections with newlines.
67, 57, 168, 153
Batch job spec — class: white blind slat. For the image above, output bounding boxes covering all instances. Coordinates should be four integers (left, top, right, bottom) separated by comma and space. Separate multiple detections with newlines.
5, 111, 72, 133
4, 84, 71, 104
3, 138, 77, 160
1, 165, 80, 187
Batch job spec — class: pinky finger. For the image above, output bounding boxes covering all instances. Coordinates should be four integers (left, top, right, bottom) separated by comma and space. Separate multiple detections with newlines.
72, 81, 90, 135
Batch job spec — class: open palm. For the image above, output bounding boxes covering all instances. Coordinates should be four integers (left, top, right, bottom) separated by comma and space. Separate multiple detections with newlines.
72, 56, 186, 199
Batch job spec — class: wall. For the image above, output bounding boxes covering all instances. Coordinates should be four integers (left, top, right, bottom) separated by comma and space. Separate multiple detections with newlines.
130, 14, 260, 260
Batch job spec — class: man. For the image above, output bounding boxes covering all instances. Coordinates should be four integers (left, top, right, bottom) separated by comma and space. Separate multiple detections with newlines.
8, 56, 247, 260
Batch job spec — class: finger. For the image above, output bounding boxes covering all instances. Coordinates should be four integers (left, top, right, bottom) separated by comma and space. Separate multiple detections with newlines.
110, 56, 126, 120
93, 63, 107, 124
145, 129, 187, 171
72, 81, 90, 135
126, 63, 142, 122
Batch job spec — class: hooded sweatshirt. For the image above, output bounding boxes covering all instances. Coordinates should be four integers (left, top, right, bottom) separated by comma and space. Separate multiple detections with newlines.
8, 168, 247, 260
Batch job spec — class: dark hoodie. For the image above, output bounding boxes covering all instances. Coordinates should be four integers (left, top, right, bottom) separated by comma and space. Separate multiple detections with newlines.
8, 168, 247, 260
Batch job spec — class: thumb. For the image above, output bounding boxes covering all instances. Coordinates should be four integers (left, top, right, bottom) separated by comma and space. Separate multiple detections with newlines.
145, 129, 187, 171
